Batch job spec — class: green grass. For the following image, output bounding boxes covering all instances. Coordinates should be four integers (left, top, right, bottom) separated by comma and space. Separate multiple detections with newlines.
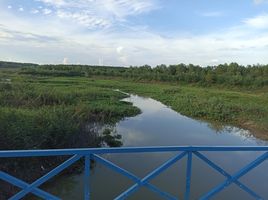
1, 69, 268, 198
0, 70, 142, 199
3, 68, 267, 142
0, 73, 141, 151
0, 74, 139, 171
78, 77, 268, 140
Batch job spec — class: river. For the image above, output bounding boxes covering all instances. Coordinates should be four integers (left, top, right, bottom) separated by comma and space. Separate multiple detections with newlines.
46, 94, 268, 199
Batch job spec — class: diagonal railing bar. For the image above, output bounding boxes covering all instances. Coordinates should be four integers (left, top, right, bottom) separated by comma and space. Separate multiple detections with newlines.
184, 151, 192, 200
92, 154, 140, 183
92, 154, 178, 200
114, 151, 188, 200
200, 152, 268, 200
10, 154, 82, 200
0, 171, 60, 200
144, 182, 178, 200
194, 151, 262, 200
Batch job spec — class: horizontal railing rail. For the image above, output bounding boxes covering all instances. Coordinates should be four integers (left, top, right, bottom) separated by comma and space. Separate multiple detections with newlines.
0, 146, 267, 200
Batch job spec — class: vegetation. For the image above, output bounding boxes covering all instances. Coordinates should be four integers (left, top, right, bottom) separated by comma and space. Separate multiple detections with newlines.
0, 61, 37, 69
114, 80, 268, 139
1, 61, 268, 198
2, 61, 268, 142
70, 78, 267, 139
21, 62, 268, 88
0, 68, 140, 199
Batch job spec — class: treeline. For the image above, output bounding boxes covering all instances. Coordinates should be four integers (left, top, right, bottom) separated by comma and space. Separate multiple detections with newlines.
19, 62, 268, 87
0, 61, 38, 68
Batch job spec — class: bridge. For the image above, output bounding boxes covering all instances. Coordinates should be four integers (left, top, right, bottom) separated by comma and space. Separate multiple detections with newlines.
0, 146, 268, 200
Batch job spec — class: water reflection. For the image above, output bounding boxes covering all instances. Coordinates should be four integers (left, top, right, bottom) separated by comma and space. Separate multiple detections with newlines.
47, 94, 268, 200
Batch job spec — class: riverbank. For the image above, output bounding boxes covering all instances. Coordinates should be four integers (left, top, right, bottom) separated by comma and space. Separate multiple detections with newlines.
2, 66, 267, 141
0, 70, 140, 199
0, 75, 140, 151
45, 91, 268, 199
1, 68, 268, 198
8, 63, 268, 140
86, 77, 268, 140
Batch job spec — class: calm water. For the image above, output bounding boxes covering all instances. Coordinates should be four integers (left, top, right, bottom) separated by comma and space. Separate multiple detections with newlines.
47, 95, 268, 200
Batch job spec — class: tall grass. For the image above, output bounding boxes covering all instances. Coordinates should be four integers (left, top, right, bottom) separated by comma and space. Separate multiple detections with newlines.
83, 78, 268, 139
0, 70, 141, 199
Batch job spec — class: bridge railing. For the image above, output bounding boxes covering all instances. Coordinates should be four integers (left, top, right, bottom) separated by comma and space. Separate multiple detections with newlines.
0, 146, 268, 200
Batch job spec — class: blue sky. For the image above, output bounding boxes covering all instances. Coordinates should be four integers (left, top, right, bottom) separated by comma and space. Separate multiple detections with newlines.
0, 0, 268, 66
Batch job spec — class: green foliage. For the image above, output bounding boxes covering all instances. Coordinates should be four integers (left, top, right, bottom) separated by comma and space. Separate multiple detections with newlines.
1, 63, 268, 198
20, 62, 268, 88
0, 78, 140, 151
0, 61, 37, 68
82, 78, 268, 139
0, 70, 142, 198
76, 77, 267, 137
18, 62, 266, 135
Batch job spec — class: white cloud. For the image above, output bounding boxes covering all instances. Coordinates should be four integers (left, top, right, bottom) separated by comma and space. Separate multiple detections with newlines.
0, 26, 59, 44
37, 0, 66, 7
63, 57, 68, 64
116, 46, 124, 54
101, 0, 158, 18
36, 0, 159, 29
42, 8, 52, 15
118, 55, 127, 64
210, 59, 220, 64
0, 31, 13, 40
1, 3, 268, 66
200, 11, 223, 17
18, 7, 24, 12
253, 0, 268, 4
7, 5, 12, 9
244, 14, 268, 29
31, 9, 40, 14
56, 10, 110, 29
116, 46, 128, 64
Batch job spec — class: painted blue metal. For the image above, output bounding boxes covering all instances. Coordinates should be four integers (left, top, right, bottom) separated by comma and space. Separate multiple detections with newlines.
184, 151, 192, 200
1, 146, 268, 157
114, 151, 187, 200
92, 154, 178, 200
0, 146, 267, 200
84, 154, 91, 200
0, 171, 60, 200
199, 152, 268, 200
193, 151, 262, 199
9, 154, 82, 200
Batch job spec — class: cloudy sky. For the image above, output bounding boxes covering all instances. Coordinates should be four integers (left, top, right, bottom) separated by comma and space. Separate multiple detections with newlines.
0, 0, 268, 66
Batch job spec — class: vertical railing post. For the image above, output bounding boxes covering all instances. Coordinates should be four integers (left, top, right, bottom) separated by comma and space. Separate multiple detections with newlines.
84, 154, 91, 200
184, 151, 192, 200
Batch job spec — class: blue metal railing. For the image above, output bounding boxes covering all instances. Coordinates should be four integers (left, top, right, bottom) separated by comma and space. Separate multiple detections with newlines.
0, 146, 268, 200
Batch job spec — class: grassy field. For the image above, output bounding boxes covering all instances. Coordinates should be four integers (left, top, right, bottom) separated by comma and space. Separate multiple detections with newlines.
54, 76, 268, 140
94, 78, 268, 140
1, 68, 268, 198
1, 68, 267, 146
0, 69, 141, 199
0, 71, 141, 151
